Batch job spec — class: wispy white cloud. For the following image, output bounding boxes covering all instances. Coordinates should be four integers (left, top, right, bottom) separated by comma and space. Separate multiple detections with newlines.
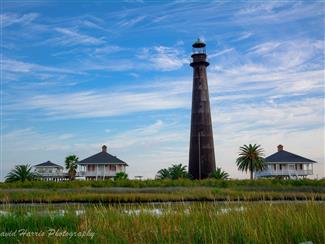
237, 2, 287, 15
57, 134, 75, 140
210, 39, 323, 78
77, 18, 108, 32
75, 59, 137, 72
1, 57, 84, 86
1, 12, 39, 28
14, 90, 187, 119
118, 16, 145, 28
1, 58, 82, 90
235, 2, 323, 24
248, 39, 323, 71
94, 45, 125, 55
2, 58, 81, 75
3, 128, 74, 152
138, 46, 187, 71
233, 32, 253, 41
248, 42, 281, 55
42, 27, 105, 46
213, 97, 323, 133
209, 48, 234, 58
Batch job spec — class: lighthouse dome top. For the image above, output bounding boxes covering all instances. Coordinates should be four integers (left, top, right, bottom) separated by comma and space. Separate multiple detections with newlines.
192, 38, 206, 48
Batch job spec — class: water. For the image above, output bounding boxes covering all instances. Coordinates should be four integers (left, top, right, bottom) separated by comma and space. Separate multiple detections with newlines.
0, 201, 322, 217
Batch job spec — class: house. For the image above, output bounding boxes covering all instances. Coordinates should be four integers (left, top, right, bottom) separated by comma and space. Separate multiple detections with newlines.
34, 161, 66, 181
77, 145, 128, 180
255, 145, 317, 179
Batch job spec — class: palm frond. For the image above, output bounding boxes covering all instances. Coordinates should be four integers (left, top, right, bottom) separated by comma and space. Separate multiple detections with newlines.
5, 164, 38, 183
210, 168, 229, 179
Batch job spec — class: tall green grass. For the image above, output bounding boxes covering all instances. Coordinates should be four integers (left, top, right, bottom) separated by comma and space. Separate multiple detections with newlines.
1, 187, 324, 204
1, 179, 323, 204
0, 202, 324, 243
1, 178, 324, 189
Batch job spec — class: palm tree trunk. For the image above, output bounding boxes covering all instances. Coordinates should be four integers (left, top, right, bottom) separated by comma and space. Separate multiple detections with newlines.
250, 159, 253, 180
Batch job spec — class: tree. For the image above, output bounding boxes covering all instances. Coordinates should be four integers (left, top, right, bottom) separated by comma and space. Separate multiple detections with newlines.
114, 172, 128, 180
236, 144, 265, 180
65, 155, 78, 180
5, 164, 39, 183
210, 168, 229, 179
169, 164, 188, 179
156, 168, 171, 179
156, 164, 189, 180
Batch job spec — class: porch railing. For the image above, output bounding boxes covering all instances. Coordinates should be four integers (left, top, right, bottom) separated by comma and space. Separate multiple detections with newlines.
256, 169, 313, 177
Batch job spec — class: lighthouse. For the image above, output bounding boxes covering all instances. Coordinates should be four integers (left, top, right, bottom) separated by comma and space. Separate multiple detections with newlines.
188, 39, 216, 179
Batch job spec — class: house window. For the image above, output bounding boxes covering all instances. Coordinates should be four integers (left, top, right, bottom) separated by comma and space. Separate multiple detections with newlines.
273, 164, 276, 170
279, 165, 282, 170
110, 165, 116, 171
87, 165, 95, 171
300, 164, 303, 170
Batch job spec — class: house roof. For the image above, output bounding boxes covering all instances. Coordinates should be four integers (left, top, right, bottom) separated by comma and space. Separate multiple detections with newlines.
265, 146, 316, 164
34, 161, 64, 168
78, 145, 128, 165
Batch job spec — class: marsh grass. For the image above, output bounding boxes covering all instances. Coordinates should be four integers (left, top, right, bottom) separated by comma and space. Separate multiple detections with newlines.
1, 186, 324, 204
0, 178, 324, 189
1, 179, 324, 204
0, 202, 324, 243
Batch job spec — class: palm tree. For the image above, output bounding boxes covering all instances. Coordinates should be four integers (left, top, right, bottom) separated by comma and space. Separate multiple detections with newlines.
156, 164, 189, 180
114, 172, 128, 180
210, 168, 229, 179
168, 164, 188, 180
65, 155, 78, 180
5, 164, 39, 183
236, 144, 265, 180
156, 168, 170, 179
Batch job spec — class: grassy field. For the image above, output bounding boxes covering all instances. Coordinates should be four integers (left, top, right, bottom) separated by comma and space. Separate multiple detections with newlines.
1, 178, 324, 189
0, 179, 324, 203
0, 186, 324, 204
0, 202, 324, 243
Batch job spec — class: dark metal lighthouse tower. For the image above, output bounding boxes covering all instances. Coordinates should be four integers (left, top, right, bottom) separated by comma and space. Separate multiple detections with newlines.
188, 39, 216, 179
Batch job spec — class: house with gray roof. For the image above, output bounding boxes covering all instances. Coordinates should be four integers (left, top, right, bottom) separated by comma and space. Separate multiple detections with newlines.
34, 161, 66, 181
77, 145, 128, 180
255, 145, 317, 179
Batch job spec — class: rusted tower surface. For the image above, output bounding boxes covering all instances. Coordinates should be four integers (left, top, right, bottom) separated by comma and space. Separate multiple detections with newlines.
188, 39, 216, 179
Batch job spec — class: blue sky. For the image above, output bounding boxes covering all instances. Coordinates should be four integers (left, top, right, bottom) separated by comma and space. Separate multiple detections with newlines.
1, 1, 324, 180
